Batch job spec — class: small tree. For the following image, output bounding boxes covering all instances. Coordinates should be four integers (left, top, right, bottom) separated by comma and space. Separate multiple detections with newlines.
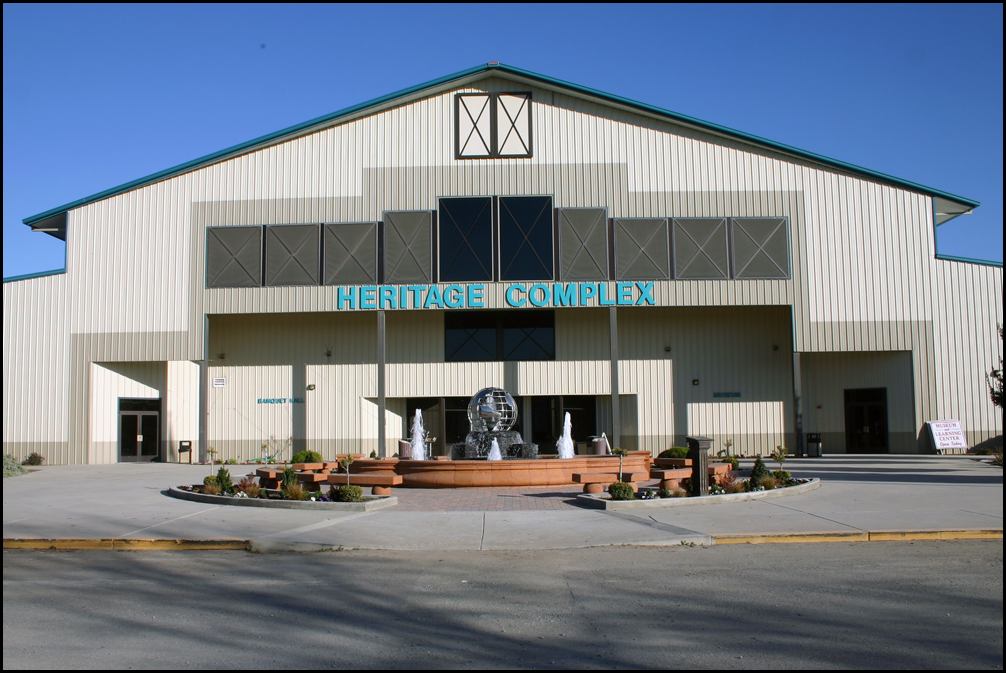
612, 447, 628, 482
206, 447, 219, 475
771, 444, 787, 472
339, 455, 355, 485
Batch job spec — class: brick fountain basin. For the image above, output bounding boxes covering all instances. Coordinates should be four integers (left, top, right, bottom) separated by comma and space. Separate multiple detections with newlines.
351, 451, 653, 488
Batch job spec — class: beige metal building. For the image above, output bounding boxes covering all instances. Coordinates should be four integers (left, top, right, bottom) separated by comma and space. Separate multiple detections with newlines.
4, 63, 1002, 464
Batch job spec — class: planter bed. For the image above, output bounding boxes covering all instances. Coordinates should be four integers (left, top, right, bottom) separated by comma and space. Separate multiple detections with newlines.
576, 478, 821, 510
166, 486, 397, 511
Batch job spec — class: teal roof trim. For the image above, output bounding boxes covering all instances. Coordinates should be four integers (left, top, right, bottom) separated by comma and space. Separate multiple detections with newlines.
23, 62, 979, 226
3, 268, 66, 283
934, 253, 1003, 268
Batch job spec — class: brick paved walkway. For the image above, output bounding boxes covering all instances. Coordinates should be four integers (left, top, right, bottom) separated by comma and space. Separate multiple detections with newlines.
392, 484, 590, 511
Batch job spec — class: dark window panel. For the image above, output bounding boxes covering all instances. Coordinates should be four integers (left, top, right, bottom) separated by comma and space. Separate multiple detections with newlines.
614, 218, 669, 280
672, 218, 729, 280
324, 223, 377, 285
265, 224, 320, 286
558, 208, 608, 281
499, 196, 553, 280
206, 226, 262, 288
444, 310, 555, 362
439, 197, 493, 282
731, 217, 790, 279
384, 211, 432, 284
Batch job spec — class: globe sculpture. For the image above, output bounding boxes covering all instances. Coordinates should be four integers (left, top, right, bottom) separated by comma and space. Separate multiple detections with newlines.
456, 387, 538, 460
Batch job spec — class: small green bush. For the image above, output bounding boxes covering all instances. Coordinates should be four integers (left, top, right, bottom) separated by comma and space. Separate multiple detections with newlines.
658, 446, 690, 459
608, 481, 635, 501
659, 486, 688, 498
291, 450, 323, 464
224, 458, 238, 465
4, 454, 26, 477
283, 482, 307, 501
330, 484, 364, 502
759, 475, 779, 490
771, 469, 792, 482
215, 467, 234, 494
22, 452, 45, 466
749, 456, 770, 486
281, 466, 299, 490
203, 475, 219, 487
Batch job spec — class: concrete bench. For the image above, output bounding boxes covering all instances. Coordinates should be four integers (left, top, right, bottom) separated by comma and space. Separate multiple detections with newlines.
572, 471, 649, 494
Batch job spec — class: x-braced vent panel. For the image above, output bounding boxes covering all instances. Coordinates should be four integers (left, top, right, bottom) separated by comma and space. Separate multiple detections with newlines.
265, 224, 320, 286
496, 93, 532, 158
615, 218, 670, 280
558, 208, 608, 281
456, 94, 493, 158
730, 217, 790, 279
383, 211, 433, 284
206, 226, 262, 288
324, 223, 377, 285
672, 218, 729, 280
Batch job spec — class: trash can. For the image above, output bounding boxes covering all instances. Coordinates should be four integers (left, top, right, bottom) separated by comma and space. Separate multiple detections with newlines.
178, 441, 192, 464
591, 436, 610, 455
685, 436, 712, 496
806, 433, 822, 457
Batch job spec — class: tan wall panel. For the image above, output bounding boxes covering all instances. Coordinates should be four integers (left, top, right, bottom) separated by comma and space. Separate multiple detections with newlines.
165, 360, 200, 462
89, 362, 165, 464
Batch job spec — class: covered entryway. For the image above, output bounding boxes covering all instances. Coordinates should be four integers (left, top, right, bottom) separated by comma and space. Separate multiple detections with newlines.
844, 388, 889, 453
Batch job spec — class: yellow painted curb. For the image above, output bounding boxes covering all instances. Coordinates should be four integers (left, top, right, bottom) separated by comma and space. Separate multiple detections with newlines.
715, 532, 869, 545
714, 529, 1002, 545
868, 529, 1002, 542
4, 538, 250, 551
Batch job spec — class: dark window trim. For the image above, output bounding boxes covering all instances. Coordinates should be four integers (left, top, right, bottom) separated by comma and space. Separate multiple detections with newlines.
495, 91, 534, 159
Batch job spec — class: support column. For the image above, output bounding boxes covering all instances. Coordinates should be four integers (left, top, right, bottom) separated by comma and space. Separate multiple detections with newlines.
609, 306, 620, 450
377, 310, 386, 457
793, 351, 805, 457
198, 314, 208, 464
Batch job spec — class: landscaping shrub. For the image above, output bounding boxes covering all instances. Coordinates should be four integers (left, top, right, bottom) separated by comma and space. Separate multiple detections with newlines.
22, 452, 45, 466
281, 466, 299, 491
330, 484, 364, 502
658, 446, 690, 459
283, 482, 307, 501
659, 486, 688, 498
202, 482, 221, 495
215, 467, 234, 494
725, 480, 747, 494
291, 450, 323, 464
759, 476, 779, 490
749, 456, 770, 486
719, 455, 739, 470
993, 452, 1003, 467
4, 454, 26, 477
224, 458, 238, 465
607, 481, 635, 501
203, 475, 219, 487
236, 477, 260, 498
718, 470, 737, 489
771, 469, 792, 482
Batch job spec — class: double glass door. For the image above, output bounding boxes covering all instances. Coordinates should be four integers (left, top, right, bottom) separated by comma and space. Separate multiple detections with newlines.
119, 399, 160, 462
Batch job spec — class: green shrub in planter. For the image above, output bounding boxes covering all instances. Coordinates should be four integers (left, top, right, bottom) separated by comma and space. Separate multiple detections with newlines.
291, 450, 323, 464
330, 484, 364, 502
215, 467, 234, 494
749, 456, 770, 486
720, 455, 739, 470
3, 454, 26, 477
203, 475, 219, 487
658, 447, 690, 459
771, 469, 791, 482
659, 486, 688, 498
281, 466, 299, 491
608, 481, 635, 501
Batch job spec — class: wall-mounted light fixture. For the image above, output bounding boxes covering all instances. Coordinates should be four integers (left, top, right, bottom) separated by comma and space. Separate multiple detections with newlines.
217, 353, 226, 360
325, 348, 332, 358
772, 344, 780, 351
306, 384, 316, 391
664, 345, 671, 353
692, 378, 700, 386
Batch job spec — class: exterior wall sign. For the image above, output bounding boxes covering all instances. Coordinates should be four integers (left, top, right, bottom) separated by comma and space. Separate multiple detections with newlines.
713, 392, 742, 398
332, 281, 655, 311
211, 377, 226, 388
257, 397, 305, 405
926, 419, 968, 451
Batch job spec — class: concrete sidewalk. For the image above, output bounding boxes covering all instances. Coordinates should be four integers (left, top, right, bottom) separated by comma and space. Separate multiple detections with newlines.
3, 455, 1001, 551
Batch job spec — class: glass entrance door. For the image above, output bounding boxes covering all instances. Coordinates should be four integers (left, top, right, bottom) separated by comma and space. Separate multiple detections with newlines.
844, 388, 888, 453
118, 399, 161, 462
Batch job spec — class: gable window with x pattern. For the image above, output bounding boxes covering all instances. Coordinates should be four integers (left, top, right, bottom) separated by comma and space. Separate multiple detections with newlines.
455, 92, 532, 159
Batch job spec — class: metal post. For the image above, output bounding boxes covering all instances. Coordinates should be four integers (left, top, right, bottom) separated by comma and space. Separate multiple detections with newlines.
377, 310, 386, 458
198, 314, 208, 464
609, 305, 620, 449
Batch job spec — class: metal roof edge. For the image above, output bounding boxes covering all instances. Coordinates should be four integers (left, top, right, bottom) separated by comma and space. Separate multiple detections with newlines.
3, 268, 67, 283
934, 253, 1003, 268
23, 61, 980, 225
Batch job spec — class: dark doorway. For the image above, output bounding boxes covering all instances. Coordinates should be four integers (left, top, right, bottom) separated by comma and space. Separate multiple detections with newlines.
844, 388, 888, 453
119, 398, 161, 462
404, 397, 442, 456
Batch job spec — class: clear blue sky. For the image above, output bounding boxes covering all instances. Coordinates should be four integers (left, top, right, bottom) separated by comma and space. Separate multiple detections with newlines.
3, 4, 1002, 277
